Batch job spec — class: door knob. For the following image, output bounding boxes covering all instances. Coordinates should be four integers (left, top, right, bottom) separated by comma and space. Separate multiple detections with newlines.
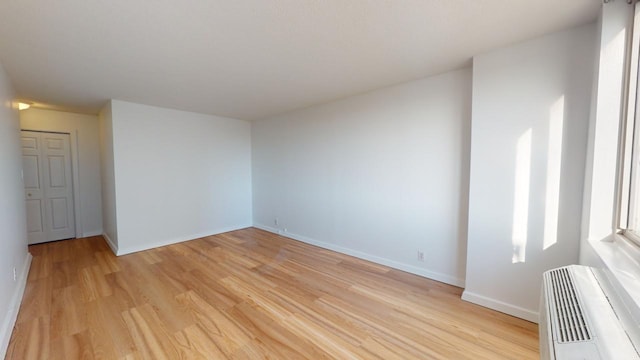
27, 193, 32, 197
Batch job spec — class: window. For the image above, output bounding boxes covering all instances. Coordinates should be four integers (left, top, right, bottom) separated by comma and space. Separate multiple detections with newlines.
621, 3, 640, 244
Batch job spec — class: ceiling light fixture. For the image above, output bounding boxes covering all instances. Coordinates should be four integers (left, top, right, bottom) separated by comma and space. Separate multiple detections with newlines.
18, 102, 31, 110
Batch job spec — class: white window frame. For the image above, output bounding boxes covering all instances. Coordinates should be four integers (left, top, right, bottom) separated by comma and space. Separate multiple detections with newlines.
620, 2, 640, 246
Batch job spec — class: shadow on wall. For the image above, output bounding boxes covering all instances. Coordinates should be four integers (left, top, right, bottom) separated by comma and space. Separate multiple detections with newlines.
464, 22, 595, 321
512, 95, 565, 263
512, 24, 628, 266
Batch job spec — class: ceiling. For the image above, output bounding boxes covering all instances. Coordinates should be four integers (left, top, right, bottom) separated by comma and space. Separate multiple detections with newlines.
0, 1, 600, 120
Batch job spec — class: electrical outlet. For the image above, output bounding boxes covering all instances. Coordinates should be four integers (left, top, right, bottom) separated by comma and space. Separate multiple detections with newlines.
12, 267, 16, 281
283, 228, 288, 233
417, 251, 425, 262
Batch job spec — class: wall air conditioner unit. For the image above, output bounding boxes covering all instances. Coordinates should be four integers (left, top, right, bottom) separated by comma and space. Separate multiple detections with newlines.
540, 265, 640, 359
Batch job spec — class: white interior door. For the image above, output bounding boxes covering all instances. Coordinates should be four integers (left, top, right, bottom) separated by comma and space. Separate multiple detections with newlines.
21, 131, 76, 244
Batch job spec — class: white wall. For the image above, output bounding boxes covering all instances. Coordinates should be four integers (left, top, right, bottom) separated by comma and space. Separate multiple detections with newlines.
99, 102, 118, 250
107, 100, 252, 255
20, 108, 103, 237
252, 68, 472, 286
0, 63, 31, 358
464, 23, 596, 322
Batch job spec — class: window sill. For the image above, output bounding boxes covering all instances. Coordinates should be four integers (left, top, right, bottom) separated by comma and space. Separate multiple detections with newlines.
588, 234, 640, 310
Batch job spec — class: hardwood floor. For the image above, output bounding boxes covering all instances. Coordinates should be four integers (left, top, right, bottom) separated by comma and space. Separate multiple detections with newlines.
6, 228, 538, 359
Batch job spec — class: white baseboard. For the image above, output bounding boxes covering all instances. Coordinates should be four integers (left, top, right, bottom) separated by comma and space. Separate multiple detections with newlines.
461, 290, 538, 323
253, 224, 465, 288
82, 230, 104, 238
115, 224, 253, 256
0, 253, 33, 359
102, 233, 118, 255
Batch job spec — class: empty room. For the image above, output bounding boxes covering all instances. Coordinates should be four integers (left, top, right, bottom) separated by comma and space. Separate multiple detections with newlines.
1, 0, 639, 359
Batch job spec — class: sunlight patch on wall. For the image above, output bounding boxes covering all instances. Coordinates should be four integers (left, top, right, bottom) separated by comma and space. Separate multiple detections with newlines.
544, 96, 565, 250
512, 128, 532, 263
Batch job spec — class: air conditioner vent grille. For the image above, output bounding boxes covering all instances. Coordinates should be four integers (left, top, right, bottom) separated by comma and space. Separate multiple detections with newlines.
548, 268, 592, 343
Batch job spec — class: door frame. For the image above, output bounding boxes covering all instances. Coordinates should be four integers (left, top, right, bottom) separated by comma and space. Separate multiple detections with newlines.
21, 129, 83, 239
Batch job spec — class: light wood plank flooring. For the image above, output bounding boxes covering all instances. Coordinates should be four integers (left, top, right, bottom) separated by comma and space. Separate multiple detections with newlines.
6, 227, 538, 359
